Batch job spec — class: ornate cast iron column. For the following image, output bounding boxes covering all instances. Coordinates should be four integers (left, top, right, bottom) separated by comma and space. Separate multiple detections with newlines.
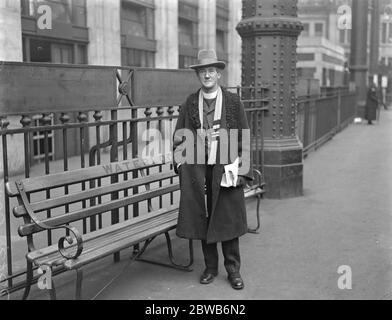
349, 0, 369, 118
236, 0, 303, 198
369, 0, 380, 77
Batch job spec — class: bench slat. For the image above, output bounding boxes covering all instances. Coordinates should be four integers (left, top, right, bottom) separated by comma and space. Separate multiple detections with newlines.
32, 213, 177, 266
19, 184, 180, 236
244, 187, 265, 198
28, 207, 179, 265
64, 219, 177, 270
7, 155, 172, 195
13, 171, 177, 217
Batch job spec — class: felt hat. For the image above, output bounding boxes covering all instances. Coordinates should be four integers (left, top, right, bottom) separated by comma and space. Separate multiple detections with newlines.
189, 49, 226, 70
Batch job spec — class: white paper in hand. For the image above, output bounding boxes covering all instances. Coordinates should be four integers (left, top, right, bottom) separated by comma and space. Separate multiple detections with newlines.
220, 157, 239, 187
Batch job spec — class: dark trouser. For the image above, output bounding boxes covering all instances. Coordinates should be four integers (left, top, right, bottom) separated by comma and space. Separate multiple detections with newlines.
201, 238, 241, 277
202, 165, 241, 277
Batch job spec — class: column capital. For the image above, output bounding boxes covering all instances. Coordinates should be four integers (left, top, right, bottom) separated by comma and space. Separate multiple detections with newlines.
236, 17, 303, 38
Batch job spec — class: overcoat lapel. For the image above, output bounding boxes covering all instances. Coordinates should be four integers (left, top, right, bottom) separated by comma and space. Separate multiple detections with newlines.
187, 88, 234, 221
210, 90, 227, 218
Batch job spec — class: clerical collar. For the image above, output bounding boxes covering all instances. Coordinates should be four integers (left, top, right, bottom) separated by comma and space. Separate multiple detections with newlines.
202, 88, 219, 100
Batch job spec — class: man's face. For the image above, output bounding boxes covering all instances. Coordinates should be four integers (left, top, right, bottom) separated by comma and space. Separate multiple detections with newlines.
196, 67, 221, 92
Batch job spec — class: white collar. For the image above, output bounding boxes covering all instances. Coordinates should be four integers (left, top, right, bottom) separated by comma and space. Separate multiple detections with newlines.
202, 88, 218, 99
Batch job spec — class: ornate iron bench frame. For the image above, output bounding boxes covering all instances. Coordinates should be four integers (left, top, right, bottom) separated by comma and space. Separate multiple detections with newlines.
244, 169, 265, 234
6, 156, 193, 300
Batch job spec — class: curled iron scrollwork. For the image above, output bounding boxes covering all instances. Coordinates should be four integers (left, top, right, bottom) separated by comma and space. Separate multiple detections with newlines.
15, 181, 84, 260
58, 226, 84, 259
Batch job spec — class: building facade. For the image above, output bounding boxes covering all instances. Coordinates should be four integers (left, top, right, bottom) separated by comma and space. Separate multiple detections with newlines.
297, 0, 392, 89
0, 0, 242, 173
14, 0, 242, 86
379, 0, 392, 89
297, 0, 348, 87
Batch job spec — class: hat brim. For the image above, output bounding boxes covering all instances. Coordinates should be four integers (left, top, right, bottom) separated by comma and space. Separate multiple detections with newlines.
189, 61, 226, 70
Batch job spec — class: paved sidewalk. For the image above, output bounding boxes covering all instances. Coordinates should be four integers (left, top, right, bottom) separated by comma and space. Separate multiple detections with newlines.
10, 110, 392, 300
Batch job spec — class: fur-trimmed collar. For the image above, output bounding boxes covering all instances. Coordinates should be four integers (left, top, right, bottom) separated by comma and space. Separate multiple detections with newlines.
186, 87, 241, 130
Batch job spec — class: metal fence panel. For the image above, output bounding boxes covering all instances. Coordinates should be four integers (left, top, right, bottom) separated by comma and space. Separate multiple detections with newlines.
0, 62, 117, 115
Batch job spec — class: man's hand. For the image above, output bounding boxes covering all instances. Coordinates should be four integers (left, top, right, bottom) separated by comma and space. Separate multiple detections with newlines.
174, 163, 182, 175
236, 176, 248, 188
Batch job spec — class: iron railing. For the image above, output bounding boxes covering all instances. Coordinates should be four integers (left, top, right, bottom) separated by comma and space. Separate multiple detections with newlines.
0, 63, 357, 296
297, 87, 357, 157
0, 63, 268, 295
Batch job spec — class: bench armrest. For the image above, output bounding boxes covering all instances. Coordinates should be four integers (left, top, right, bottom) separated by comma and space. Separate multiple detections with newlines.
250, 169, 265, 189
12, 180, 84, 260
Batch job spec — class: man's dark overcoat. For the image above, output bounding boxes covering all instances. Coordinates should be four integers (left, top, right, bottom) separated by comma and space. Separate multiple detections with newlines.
173, 88, 252, 244
365, 86, 378, 121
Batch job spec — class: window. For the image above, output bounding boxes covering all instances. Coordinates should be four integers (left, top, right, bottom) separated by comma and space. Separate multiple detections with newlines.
72, 0, 87, 27
179, 55, 198, 70
178, 0, 198, 69
216, 30, 226, 54
381, 22, 392, 44
21, 0, 30, 15
21, 0, 87, 26
120, 0, 155, 68
122, 3, 149, 38
216, 1, 229, 64
179, 19, 194, 47
76, 44, 87, 64
297, 53, 315, 61
339, 30, 345, 43
315, 23, 323, 37
24, 38, 87, 64
339, 29, 351, 44
382, 22, 387, 43
121, 48, 154, 67
29, 39, 51, 62
297, 67, 316, 79
52, 43, 73, 63
50, 0, 72, 23
302, 23, 309, 36
389, 23, 392, 44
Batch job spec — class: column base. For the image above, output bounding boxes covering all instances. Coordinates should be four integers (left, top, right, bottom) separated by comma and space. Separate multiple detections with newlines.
262, 138, 303, 199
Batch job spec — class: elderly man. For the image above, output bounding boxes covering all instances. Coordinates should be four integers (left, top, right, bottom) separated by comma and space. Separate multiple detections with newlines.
173, 49, 252, 290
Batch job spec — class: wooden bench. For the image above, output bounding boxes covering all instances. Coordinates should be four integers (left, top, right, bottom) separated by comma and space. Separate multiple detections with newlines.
244, 169, 265, 233
6, 154, 193, 300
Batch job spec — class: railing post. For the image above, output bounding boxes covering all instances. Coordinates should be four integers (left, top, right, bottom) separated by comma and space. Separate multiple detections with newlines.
77, 112, 88, 235
303, 96, 310, 151
42, 113, 53, 246
168, 105, 175, 206
144, 107, 153, 212
0, 116, 12, 289
89, 111, 104, 232
109, 109, 120, 262
130, 107, 139, 255
59, 112, 71, 236
156, 106, 164, 209
337, 88, 342, 133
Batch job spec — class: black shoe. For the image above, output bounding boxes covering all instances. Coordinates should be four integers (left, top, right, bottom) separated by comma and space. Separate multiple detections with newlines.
227, 274, 244, 290
200, 272, 217, 284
